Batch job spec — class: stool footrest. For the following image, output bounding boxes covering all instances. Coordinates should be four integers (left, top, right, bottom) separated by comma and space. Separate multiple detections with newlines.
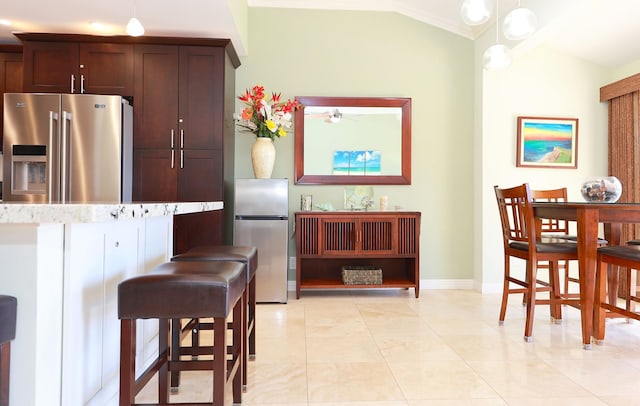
133, 349, 169, 397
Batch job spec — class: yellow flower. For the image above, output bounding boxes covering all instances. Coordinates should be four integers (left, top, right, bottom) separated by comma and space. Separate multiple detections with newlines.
278, 127, 286, 137
266, 119, 277, 132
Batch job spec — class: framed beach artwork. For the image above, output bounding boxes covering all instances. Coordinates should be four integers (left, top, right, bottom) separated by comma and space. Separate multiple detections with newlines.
516, 116, 579, 169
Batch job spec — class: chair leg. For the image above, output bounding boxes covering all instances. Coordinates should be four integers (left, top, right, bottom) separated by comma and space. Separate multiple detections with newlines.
499, 256, 510, 324
549, 261, 563, 322
523, 261, 536, 342
0, 341, 10, 406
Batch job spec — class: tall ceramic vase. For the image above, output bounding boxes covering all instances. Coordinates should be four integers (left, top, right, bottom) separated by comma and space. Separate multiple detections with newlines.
251, 137, 276, 179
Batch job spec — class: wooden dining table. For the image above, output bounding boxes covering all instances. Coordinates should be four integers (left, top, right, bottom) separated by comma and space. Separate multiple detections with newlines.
532, 201, 640, 349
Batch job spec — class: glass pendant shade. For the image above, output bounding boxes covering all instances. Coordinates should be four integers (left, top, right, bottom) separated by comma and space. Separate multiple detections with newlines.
126, 17, 144, 36
483, 44, 512, 70
460, 0, 492, 25
503, 7, 537, 40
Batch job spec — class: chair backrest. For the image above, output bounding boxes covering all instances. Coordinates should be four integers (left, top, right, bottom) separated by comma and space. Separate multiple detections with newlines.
531, 187, 570, 236
494, 183, 536, 247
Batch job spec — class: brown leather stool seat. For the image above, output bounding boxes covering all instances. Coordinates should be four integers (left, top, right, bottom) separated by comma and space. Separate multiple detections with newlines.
0, 295, 17, 406
118, 261, 245, 406
171, 245, 257, 390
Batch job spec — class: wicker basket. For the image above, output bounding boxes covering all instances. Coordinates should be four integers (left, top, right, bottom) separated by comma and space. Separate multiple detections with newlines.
341, 266, 383, 285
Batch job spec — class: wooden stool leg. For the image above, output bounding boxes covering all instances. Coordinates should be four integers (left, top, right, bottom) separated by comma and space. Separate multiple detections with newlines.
213, 315, 227, 406
233, 298, 243, 403
158, 318, 170, 404
170, 318, 181, 390
248, 275, 256, 360
119, 319, 136, 406
242, 288, 248, 390
0, 341, 10, 406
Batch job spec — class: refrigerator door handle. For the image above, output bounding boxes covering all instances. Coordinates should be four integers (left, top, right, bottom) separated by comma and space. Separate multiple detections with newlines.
61, 111, 72, 203
48, 111, 59, 204
170, 129, 175, 169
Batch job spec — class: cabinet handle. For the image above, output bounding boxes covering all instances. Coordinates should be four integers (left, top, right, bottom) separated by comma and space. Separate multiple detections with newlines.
80, 74, 85, 94
170, 129, 175, 169
180, 129, 184, 169
70, 74, 75, 93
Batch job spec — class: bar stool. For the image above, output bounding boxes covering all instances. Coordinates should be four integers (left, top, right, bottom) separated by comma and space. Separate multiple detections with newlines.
118, 261, 245, 406
171, 245, 257, 390
0, 295, 17, 406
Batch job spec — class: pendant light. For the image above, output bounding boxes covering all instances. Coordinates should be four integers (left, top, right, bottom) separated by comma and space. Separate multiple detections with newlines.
503, 0, 537, 40
483, 0, 511, 70
126, 1, 144, 37
460, 0, 492, 26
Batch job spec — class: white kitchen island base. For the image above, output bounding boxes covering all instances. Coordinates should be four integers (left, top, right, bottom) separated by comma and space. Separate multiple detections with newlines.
0, 202, 222, 406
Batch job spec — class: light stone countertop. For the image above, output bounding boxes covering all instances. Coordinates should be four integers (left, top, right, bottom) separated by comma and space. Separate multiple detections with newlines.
0, 201, 223, 224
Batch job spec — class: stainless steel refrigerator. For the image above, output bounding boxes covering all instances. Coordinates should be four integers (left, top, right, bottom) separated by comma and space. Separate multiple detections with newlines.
2, 93, 133, 203
234, 178, 289, 303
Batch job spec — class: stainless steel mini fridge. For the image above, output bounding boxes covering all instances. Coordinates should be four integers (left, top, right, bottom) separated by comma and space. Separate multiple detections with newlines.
234, 178, 289, 303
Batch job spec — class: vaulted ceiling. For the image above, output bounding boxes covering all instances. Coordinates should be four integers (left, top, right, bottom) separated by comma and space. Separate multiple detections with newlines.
1, 0, 640, 68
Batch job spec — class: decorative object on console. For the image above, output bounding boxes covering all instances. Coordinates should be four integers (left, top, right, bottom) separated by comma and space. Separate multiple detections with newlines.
379, 195, 388, 211
581, 176, 622, 203
234, 85, 300, 179
516, 116, 578, 169
300, 194, 313, 211
344, 186, 374, 210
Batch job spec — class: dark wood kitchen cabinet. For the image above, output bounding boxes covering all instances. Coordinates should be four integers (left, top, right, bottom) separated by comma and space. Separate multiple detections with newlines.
132, 41, 238, 254
17, 33, 134, 95
0, 44, 23, 151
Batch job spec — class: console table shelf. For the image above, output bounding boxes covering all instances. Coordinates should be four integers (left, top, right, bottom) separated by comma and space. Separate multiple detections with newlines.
295, 211, 421, 298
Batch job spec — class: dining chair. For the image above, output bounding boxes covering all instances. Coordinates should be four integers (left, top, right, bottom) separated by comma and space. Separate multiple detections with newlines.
494, 183, 580, 342
531, 187, 607, 298
594, 244, 640, 341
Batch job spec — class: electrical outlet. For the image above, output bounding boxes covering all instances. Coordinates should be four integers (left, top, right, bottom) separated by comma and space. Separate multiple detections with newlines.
289, 257, 296, 269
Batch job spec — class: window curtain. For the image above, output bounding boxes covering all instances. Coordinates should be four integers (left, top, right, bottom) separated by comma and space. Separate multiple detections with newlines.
601, 76, 640, 297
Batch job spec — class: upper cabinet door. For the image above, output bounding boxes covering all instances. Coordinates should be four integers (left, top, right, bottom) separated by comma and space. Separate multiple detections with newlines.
178, 46, 225, 150
22, 40, 133, 95
79, 43, 134, 96
133, 44, 180, 149
0, 47, 23, 152
22, 41, 79, 93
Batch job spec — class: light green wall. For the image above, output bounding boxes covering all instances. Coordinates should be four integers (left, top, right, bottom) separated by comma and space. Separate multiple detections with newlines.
235, 7, 475, 284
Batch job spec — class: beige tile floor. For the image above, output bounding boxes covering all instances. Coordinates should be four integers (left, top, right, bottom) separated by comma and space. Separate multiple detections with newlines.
137, 288, 640, 405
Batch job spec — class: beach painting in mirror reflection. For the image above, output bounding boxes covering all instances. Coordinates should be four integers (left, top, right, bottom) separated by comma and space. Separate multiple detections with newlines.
516, 117, 578, 169
333, 150, 381, 175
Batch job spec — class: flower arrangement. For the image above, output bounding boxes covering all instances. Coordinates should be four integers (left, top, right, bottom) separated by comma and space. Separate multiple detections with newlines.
234, 85, 300, 141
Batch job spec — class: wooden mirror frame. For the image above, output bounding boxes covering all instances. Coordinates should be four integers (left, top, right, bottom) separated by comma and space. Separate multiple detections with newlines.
294, 96, 412, 185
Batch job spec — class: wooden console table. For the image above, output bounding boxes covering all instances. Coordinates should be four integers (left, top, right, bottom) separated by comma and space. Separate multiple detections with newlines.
294, 211, 421, 298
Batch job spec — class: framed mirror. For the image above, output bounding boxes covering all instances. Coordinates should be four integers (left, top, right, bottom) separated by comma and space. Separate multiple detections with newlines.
294, 96, 411, 185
